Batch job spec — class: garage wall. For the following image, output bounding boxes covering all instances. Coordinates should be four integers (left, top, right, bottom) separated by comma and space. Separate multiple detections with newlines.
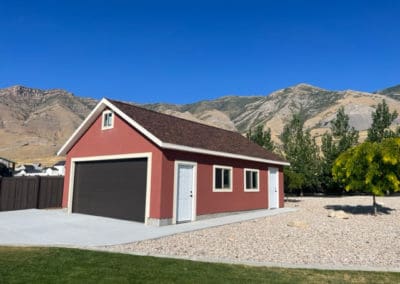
63, 110, 165, 219
63, 108, 285, 222
163, 150, 284, 218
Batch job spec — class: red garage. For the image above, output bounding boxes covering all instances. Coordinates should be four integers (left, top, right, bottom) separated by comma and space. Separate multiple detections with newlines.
58, 98, 289, 225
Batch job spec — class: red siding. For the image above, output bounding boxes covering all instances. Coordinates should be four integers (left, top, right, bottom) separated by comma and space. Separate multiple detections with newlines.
63, 110, 286, 221
163, 150, 284, 217
63, 111, 165, 219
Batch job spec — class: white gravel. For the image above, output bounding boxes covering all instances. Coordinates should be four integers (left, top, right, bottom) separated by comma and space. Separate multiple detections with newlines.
103, 196, 400, 270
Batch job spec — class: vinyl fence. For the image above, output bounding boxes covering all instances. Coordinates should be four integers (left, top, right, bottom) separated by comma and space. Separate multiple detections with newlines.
0, 176, 63, 211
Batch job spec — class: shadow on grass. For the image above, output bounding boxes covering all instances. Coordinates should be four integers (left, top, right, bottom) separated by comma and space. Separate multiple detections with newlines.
324, 204, 395, 215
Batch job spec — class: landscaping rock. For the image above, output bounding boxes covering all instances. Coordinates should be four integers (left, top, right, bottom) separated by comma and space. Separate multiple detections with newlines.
103, 196, 400, 270
287, 220, 308, 228
327, 210, 350, 219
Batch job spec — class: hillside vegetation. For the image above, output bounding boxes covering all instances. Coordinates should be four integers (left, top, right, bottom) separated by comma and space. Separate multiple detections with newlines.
0, 83, 399, 165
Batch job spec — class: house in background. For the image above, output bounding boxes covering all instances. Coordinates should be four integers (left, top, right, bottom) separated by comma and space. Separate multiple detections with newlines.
0, 157, 15, 171
58, 98, 289, 226
14, 161, 65, 177
0, 157, 15, 177
53, 161, 66, 175
15, 164, 42, 172
14, 165, 41, 176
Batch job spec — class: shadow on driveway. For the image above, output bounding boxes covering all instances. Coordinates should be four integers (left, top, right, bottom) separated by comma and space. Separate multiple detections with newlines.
324, 204, 395, 215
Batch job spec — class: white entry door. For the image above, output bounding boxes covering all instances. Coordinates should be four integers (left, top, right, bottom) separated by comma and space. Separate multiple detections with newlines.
176, 164, 195, 223
268, 167, 279, 209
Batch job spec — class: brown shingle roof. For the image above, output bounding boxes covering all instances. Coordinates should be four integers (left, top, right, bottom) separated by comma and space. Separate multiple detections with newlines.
109, 99, 287, 164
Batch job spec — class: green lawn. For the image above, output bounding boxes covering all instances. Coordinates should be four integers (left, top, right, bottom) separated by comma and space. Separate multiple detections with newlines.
0, 247, 398, 283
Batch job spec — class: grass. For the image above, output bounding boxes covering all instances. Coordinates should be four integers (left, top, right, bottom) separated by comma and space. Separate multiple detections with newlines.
0, 247, 399, 284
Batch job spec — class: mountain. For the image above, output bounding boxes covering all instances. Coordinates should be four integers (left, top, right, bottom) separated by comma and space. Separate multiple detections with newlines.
0, 86, 97, 165
144, 83, 400, 143
1, 83, 400, 165
375, 84, 400, 100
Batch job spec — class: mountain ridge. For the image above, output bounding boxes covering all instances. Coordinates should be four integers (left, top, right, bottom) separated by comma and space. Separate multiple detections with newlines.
0, 83, 399, 165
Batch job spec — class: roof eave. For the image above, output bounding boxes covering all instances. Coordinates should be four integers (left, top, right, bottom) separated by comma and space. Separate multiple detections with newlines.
58, 98, 290, 166
57, 98, 109, 156
161, 142, 290, 166
57, 98, 164, 156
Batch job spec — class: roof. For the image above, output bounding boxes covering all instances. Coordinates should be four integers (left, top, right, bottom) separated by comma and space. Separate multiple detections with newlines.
53, 160, 66, 166
58, 98, 289, 166
44, 167, 58, 171
0, 157, 15, 164
23, 165, 35, 171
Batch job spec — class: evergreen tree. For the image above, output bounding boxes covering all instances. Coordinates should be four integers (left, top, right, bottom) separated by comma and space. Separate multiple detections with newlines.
247, 125, 275, 151
367, 99, 398, 142
333, 138, 400, 214
280, 113, 320, 195
320, 107, 359, 193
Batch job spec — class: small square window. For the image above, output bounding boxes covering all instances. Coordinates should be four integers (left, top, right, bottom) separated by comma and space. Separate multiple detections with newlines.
213, 165, 232, 192
244, 169, 259, 192
102, 110, 114, 130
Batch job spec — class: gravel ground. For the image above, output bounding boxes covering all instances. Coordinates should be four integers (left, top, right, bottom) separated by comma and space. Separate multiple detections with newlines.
103, 196, 400, 269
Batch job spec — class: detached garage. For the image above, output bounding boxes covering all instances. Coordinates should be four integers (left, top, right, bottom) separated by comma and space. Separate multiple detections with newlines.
58, 98, 289, 225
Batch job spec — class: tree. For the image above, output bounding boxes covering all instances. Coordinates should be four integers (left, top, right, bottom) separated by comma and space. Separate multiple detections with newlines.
281, 113, 320, 195
332, 138, 400, 215
321, 107, 359, 193
247, 125, 275, 151
367, 99, 398, 142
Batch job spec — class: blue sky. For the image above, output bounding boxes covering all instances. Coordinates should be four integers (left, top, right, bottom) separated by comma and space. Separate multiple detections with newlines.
0, 1, 399, 103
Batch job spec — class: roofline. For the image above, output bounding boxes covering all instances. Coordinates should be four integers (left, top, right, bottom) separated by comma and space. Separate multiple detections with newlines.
58, 98, 164, 156
57, 98, 109, 156
161, 142, 289, 166
57, 98, 290, 166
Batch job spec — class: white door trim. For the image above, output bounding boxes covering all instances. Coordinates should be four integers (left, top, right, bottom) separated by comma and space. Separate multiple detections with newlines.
173, 160, 197, 224
268, 167, 279, 209
68, 152, 152, 225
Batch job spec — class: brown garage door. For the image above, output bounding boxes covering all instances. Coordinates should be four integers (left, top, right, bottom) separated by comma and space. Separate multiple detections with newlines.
72, 158, 147, 222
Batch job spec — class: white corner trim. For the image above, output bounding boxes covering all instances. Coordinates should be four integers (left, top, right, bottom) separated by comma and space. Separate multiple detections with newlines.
212, 165, 233, 192
67, 152, 152, 225
172, 160, 198, 224
244, 168, 260, 192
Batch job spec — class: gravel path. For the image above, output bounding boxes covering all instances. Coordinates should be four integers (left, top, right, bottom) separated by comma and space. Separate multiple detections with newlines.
103, 196, 400, 270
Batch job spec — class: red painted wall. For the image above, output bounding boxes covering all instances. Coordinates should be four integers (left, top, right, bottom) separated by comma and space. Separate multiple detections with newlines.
163, 150, 284, 217
63, 109, 286, 221
63, 110, 165, 219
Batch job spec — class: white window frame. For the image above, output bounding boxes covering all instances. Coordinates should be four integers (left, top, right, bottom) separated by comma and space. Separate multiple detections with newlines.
213, 165, 233, 192
244, 168, 260, 192
101, 110, 114, 130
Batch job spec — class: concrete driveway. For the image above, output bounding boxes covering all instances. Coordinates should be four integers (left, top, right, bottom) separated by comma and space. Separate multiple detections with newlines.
0, 208, 296, 247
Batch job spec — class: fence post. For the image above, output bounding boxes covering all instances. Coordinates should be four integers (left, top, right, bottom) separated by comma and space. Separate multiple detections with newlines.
36, 176, 41, 209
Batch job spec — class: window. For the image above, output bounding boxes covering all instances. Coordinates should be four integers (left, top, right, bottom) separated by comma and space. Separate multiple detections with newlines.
213, 165, 232, 192
244, 169, 259, 192
102, 110, 114, 130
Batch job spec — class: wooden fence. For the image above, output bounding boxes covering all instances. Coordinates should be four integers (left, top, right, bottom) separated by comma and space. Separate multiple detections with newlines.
0, 176, 63, 211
